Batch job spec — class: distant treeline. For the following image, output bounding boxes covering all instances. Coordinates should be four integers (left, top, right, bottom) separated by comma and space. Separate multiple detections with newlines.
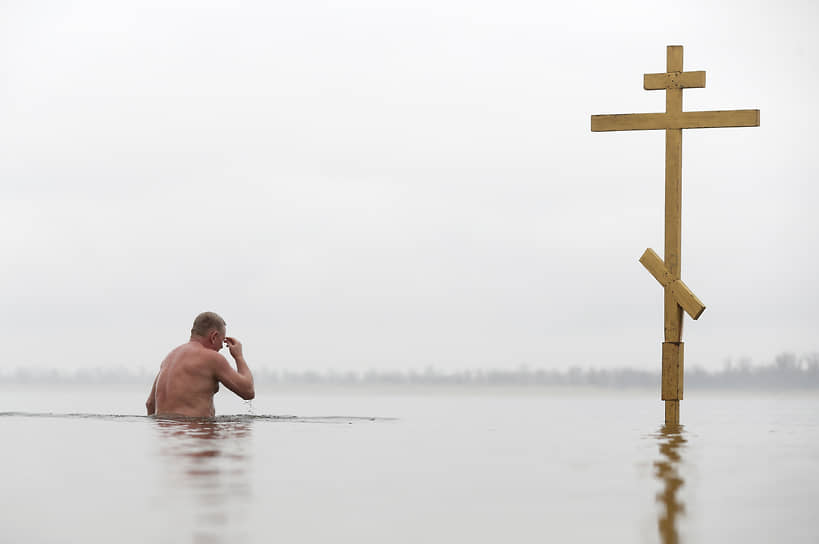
3, 352, 819, 390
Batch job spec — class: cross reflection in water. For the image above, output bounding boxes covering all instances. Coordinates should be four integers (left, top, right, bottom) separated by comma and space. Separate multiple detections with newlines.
654, 424, 687, 544
154, 417, 253, 543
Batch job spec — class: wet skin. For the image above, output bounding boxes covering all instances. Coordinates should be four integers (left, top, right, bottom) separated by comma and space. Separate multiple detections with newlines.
146, 329, 255, 418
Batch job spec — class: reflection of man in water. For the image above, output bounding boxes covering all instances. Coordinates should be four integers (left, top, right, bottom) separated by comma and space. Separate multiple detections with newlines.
146, 312, 255, 417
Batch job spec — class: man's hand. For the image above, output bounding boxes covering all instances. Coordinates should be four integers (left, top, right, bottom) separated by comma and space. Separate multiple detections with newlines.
214, 337, 254, 400
225, 336, 243, 359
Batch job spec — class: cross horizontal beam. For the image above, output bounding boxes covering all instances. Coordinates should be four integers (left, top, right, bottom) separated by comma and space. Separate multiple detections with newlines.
639, 248, 706, 320
591, 109, 759, 132
644, 70, 706, 90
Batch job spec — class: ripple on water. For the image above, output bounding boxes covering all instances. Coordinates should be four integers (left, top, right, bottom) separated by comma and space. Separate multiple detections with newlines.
0, 411, 393, 424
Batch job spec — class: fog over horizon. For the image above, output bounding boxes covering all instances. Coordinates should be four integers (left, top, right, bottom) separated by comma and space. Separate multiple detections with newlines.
3, 351, 818, 393
2, 1, 817, 374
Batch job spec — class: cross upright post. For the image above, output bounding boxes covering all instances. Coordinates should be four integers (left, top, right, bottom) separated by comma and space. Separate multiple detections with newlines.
663, 46, 685, 425
590, 45, 760, 425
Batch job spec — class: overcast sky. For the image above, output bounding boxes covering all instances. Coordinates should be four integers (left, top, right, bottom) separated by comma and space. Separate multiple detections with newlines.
1, 0, 816, 373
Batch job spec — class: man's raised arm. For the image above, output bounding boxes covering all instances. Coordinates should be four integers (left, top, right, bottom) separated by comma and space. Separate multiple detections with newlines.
214, 336, 255, 400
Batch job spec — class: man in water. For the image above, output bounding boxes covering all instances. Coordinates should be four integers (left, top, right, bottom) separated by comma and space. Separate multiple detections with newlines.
146, 312, 255, 417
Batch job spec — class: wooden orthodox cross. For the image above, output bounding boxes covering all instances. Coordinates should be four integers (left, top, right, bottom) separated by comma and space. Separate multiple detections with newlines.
590, 45, 759, 424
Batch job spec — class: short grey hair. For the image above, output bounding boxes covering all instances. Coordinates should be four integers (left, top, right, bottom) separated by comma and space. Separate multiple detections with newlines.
191, 311, 226, 337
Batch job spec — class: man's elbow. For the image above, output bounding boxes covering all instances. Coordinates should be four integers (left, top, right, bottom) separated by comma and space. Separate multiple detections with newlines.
239, 380, 255, 400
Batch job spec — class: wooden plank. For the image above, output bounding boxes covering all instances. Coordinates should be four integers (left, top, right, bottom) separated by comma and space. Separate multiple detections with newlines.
644, 71, 706, 90
666, 47, 683, 114
639, 249, 705, 319
665, 290, 685, 341
663, 46, 686, 427
639, 248, 672, 285
661, 342, 684, 400
664, 400, 680, 425
667, 46, 683, 72
676, 109, 760, 129
591, 113, 671, 131
669, 281, 705, 320
591, 110, 760, 131
664, 127, 683, 343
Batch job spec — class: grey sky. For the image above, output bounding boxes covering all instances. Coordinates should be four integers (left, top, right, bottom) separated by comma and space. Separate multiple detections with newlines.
1, 0, 816, 372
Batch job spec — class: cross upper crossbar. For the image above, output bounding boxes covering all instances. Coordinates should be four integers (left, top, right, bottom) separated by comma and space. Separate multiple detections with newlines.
644, 70, 705, 90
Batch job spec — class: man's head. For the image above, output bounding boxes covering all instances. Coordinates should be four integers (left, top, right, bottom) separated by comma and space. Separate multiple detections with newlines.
190, 311, 227, 351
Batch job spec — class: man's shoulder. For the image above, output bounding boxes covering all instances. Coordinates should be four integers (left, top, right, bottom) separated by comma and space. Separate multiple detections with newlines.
192, 346, 229, 367
172, 344, 226, 368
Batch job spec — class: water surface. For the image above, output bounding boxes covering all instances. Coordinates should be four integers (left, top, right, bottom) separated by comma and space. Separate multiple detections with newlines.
1, 385, 817, 543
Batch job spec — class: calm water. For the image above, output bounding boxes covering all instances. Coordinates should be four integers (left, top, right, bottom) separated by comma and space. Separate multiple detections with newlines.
1, 385, 818, 543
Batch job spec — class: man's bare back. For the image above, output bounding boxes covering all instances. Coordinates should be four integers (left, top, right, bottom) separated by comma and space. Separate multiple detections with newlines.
146, 312, 255, 418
